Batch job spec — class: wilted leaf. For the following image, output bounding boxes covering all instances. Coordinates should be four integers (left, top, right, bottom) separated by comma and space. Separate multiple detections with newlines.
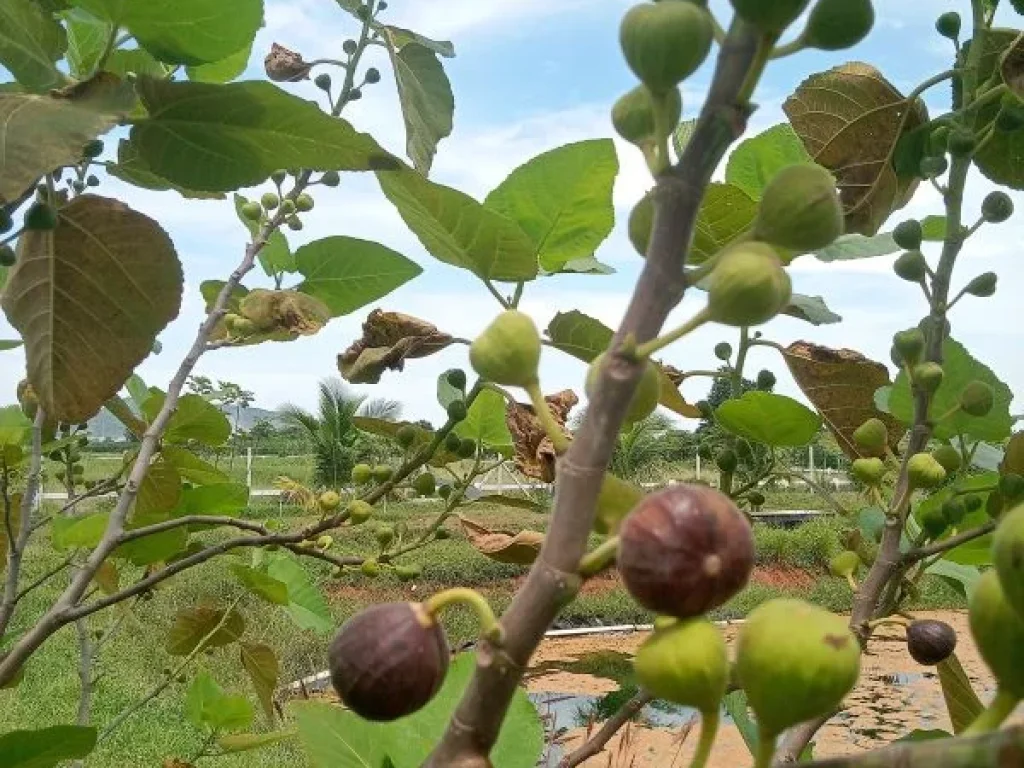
240, 642, 280, 724
459, 517, 543, 565
783, 341, 903, 458
165, 604, 245, 656
784, 63, 928, 236
468, 494, 542, 511
2, 195, 182, 423
506, 390, 578, 482
236, 289, 332, 342
339, 309, 453, 384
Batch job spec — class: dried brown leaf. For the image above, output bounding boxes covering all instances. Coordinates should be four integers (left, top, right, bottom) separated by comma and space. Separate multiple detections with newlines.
782, 341, 903, 459
338, 309, 453, 384
459, 516, 544, 565
505, 389, 578, 482
264, 43, 311, 82
784, 62, 928, 236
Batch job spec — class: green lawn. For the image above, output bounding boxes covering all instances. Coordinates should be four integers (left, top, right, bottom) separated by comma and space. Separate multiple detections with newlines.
1, 498, 964, 766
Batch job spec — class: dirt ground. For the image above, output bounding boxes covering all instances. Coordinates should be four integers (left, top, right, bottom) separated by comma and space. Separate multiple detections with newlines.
527, 610, 1022, 767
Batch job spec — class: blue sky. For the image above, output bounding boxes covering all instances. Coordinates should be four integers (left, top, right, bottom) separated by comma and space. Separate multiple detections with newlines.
2, 0, 1022, 426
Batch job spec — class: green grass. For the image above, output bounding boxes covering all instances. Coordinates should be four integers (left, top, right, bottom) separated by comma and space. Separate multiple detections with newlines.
0, 500, 966, 766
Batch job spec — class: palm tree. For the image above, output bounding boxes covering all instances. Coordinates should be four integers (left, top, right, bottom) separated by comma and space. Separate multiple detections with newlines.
609, 412, 692, 481
278, 378, 401, 488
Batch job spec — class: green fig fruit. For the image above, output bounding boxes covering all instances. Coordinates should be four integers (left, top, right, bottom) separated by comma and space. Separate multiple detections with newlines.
352, 463, 372, 485
892, 219, 923, 250
437, 484, 453, 500
634, 619, 728, 713
728, 0, 812, 34
935, 11, 961, 39
396, 424, 418, 448
714, 342, 733, 361
316, 535, 334, 549
628, 193, 656, 257
853, 418, 888, 457
372, 465, 393, 484
24, 202, 57, 231
619, 2, 714, 94
594, 473, 645, 535
0, 245, 15, 268
964, 494, 984, 513
296, 193, 315, 212
959, 380, 994, 417
314, 73, 331, 90
912, 362, 944, 394
907, 453, 947, 490
360, 558, 380, 577
828, 550, 860, 578
851, 457, 885, 486
1000, 474, 1024, 503
803, 0, 875, 51
446, 400, 467, 422
412, 472, 436, 497
82, 139, 104, 158
260, 192, 280, 210
993, 504, 1024, 622
982, 191, 1014, 223
612, 84, 683, 146
321, 171, 341, 187
969, 569, 1024, 698
241, 202, 263, 221
444, 432, 463, 453
919, 504, 948, 539
964, 272, 997, 297
756, 369, 776, 391
469, 310, 542, 388
893, 250, 928, 282
395, 564, 422, 582
375, 523, 395, 548
931, 444, 962, 474
947, 129, 976, 157
446, 369, 468, 390
585, 353, 660, 426
0, 208, 12, 234
456, 438, 477, 459
753, 164, 844, 252
988, 491, 1005, 521
280, 199, 296, 215
348, 500, 373, 525
716, 449, 738, 474
941, 498, 967, 527
736, 599, 860, 736
892, 328, 925, 366
748, 491, 766, 507
706, 242, 792, 327
319, 491, 341, 511
920, 155, 949, 178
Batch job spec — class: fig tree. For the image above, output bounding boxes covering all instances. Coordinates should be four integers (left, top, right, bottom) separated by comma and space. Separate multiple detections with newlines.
634, 618, 728, 713
706, 242, 792, 327
906, 620, 957, 665
736, 599, 860, 736
803, 0, 875, 51
993, 505, 1024, 621
469, 310, 542, 388
619, 2, 714, 94
969, 570, 1024, 699
585, 353, 660, 425
754, 164, 844, 251
617, 484, 754, 619
328, 602, 449, 720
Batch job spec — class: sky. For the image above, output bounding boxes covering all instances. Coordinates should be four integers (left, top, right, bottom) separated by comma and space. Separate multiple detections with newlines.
2, 0, 1022, 429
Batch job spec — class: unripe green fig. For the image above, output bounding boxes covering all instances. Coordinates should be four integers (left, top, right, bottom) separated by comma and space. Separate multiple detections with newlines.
0, 209, 12, 234
803, 0, 875, 51
756, 369, 776, 391
941, 498, 967, 527
241, 202, 263, 221
412, 472, 436, 497
351, 463, 372, 485
443, 432, 462, 453
321, 170, 341, 187
295, 193, 315, 212
893, 250, 927, 282
469, 310, 542, 388
748, 491, 766, 507
912, 362, 944, 394
0, 245, 15, 267
728, 0, 812, 34
959, 380, 994, 417
851, 457, 885, 485
280, 199, 296, 215
714, 342, 732, 361
964, 494, 983, 513
853, 418, 888, 456
286, 215, 303, 231
360, 558, 380, 577
892, 328, 925, 366
919, 504, 948, 539
260, 192, 279, 210
619, 2, 714, 94
395, 563, 422, 582
446, 399, 467, 423
988, 491, 1005, 521
437, 484, 453, 500
706, 242, 792, 327
931, 444, 962, 474
365, 67, 381, 84
372, 465, 393, 483
828, 550, 860, 578
634, 619, 728, 713
446, 369, 467, 390
314, 73, 331, 90
375, 524, 395, 548
348, 500, 373, 524
24, 202, 57, 230
628, 193, 655, 257
969, 569, 1024, 698
947, 130, 976, 157
611, 84, 682, 146
964, 272, 997, 298
316, 535, 334, 549
585, 353, 660, 426
920, 154, 949, 178
935, 11, 961, 39
1000, 474, 1024, 503
83, 139, 105, 158
982, 191, 1014, 223
754, 164, 844, 252
456, 438, 477, 459
892, 220, 923, 250
993, 505, 1024, 622
716, 449, 738, 474
907, 453, 947, 490
319, 491, 341, 511
736, 599, 860, 736
396, 424, 417, 448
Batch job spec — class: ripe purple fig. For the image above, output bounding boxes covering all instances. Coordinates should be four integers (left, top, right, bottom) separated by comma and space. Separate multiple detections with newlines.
617, 485, 754, 619
906, 619, 957, 665
328, 602, 449, 721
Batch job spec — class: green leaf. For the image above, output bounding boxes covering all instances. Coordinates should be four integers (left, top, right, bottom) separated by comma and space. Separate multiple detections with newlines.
2, 195, 182, 422
545, 309, 611, 363
376, 163, 537, 282
0, 0, 67, 92
455, 389, 513, 457
0, 725, 96, 767
937, 654, 985, 734
117, 0, 262, 66
0, 340, 21, 350
185, 670, 254, 732
722, 691, 757, 758
920, 215, 947, 240
381, 25, 454, 57
969, 30, 1024, 189
783, 294, 842, 325
185, 670, 223, 729
888, 338, 1013, 442
105, 47, 166, 78
108, 139, 225, 199
716, 392, 823, 447
926, 559, 980, 600
691, 183, 759, 265
51, 511, 109, 550
295, 237, 422, 317
293, 654, 542, 768
239, 642, 280, 723
135, 457, 182, 515
551, 255, 616, 275
813, 233, 899, 262
0, 81, 130, 204
187, 44, 251, 83
166, 604, 245, 656
161, 445, 229, 485
233, 193, 294, 276
143, 393, 231, 447
231, 565, 288, 605
182, 482, 249, 516
265, 552, 333, 634
897, 729, 951, 743
913, 473, 997, 566
131, 78, 391, 193
483, 139, 618, 272
62, 8, 111, 79
0, 405, 31, 447
725, 124, 813, 200
115, 513, 187, 565
384, 39, 453, 174
856, 506, 886, 543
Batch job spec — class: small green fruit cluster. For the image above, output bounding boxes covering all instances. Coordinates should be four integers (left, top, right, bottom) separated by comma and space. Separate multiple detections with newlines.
619, 2, 714, 95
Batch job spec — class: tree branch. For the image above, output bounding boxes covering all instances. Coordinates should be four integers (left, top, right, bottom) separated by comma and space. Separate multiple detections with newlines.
903, 522, 996, 564
559, 689, 653, 768
426, 19, 765, 767
800, 724, 1023, 767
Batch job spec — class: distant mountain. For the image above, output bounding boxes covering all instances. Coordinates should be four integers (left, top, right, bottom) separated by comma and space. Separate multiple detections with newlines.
87, 404, 284, 442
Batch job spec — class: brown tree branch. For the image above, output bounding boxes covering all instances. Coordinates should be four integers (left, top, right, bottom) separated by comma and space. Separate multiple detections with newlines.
903, 522, 997, 564
425, 19, 765, 767
559, 689, 653, 768
801, 724, 1023, 767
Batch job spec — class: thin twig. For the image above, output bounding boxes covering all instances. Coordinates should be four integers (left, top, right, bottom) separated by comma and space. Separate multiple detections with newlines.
902, 521, 996, 564
559, 690, 653, 768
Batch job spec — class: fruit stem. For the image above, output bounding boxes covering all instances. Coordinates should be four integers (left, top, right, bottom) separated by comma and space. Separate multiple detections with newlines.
424, 588, 505, 645
753, 729, 778, 768
689, 708, 720, 768
635, 307, 712, 358
524, 380, 570, 454
963, 688, 1020, 735
578, 537, 619, 578
845, 573, 859, 593
769, 36, 806, 60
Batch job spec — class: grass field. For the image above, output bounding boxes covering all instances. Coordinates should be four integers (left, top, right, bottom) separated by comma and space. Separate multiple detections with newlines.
0, 496, 965, 767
